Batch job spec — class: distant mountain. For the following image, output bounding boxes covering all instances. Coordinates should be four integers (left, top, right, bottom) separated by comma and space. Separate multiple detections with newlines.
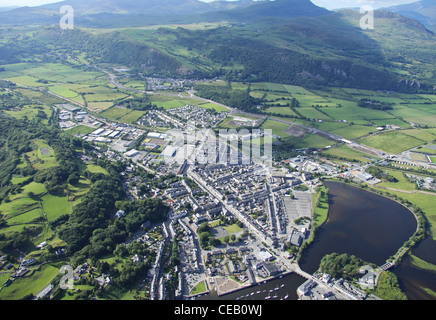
0, 0, 253, 26
0, 0, 329, 27
385, 0, 436, 31
0, 6, 19, 12
187, 0, 330, 27
13, 6, 430, 93
40, 0, 213, 16
224, 0, 329, 19
0, 0, 434, 92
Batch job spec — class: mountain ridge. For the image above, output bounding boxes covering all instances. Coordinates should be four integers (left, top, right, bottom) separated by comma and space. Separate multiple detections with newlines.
385, 0, 436, 31
0, 0, 330, 27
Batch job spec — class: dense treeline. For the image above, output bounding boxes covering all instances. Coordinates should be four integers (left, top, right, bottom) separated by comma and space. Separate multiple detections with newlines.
0, 115, 84, 201
357, 99, 394, 110
319, 252, 370, 281
172, 26, 433, 92
0, 114, 89, 253
2, 24, 434, 92
66, 196, 170, 266
366, 166, 398, 182
57, 176, 125, 254
115, 94, 155, 111
35, 27, 188, 77
193, 84, 261, 112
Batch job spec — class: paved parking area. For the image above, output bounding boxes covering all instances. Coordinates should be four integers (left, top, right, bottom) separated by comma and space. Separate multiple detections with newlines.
284, 191, 313, 223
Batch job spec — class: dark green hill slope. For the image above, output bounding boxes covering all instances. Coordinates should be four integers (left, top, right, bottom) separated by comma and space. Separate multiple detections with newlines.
0, 2, 434, 93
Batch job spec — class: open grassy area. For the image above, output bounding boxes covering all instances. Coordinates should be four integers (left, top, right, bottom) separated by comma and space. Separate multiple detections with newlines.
197, 102, 229, 113
1, 62, 104, 85
86, 164, 109, 175
368, 183, 436, 239
41, 192, 72, 221
312, 185, 329, 229
24, 139, 59, 170
287, 133, 334, 149
4, 105, 52, 125
409, 254, 436, 274
330, 125, 378, 140
261, 119, 291, 137
190, 280, 207, 295
321, 145, 375, 163
99, 106, 144, 123
358, 131, 427, 154
148, 95, 204, 109
0, 264, 60, 300
375, 169, 417, 192
49, 85, 80, 99
66, 125, 96, 136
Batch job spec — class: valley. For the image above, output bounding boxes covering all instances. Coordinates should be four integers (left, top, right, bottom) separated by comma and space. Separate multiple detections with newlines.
0, 0, 436, 305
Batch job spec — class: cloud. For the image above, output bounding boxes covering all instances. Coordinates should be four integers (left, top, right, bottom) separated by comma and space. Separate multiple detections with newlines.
0, 0, 419, 10
0, 0, 59, 7
312, 0, 417, 9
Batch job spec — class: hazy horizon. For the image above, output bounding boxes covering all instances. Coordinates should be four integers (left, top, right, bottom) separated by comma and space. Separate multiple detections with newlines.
0, 0, 421, 10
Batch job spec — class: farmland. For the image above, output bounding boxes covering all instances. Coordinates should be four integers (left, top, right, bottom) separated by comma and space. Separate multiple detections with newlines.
246, 81, 436, 128
0, 62, 131, 113
100, 106, 146, 124
358, 131, 433, 155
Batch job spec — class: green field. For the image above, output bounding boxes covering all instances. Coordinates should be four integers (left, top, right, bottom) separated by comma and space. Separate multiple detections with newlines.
78, 86, 129, 103
66, 125, 96, 136
86, 164, 109, 175
148, 95, 204, 109
1, 63, 104, 85
4, 105, 53, 124
100, 106, 145, 123
261, 119, 291, 137
283, 133, 334, 149
41, 193, 72, 221
369, 183, 436, 238
321, 145, 376, 163
49, 85, 80, 99
197, 102, 229, 113
249, 82, 436, 133
0, 264, 61, 300
358, 131, 427, 154
330, 125, 378, 140
376, 169, 417, 192
25, 140, 59, 170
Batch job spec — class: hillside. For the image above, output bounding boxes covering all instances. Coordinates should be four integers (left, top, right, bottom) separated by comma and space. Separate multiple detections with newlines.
337, 9, 436, 87
0, 1, 434, 92
386, 0, 436, 31
0, 0, 327, 27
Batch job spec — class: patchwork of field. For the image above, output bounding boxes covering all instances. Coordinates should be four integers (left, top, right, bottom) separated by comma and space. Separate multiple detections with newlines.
1, 63, 104, 85
2, 61, 436, 155
240, 81, 436, 152
0, 62, 133, 112
1, 139, 106, 252
246, 82, 436, 129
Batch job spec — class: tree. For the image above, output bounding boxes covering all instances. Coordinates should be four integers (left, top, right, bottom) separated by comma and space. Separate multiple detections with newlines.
67, 173, 80, 185
223, 235, 230, 244
114, 244, 128, 257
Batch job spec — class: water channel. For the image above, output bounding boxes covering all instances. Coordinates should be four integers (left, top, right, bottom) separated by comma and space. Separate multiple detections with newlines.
198, 181, 436, 300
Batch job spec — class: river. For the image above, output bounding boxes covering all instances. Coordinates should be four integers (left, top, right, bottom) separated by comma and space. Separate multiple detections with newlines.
198, 181, 436, 300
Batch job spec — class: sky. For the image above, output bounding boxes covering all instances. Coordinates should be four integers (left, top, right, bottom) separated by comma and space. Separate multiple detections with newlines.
0, 0, 419, 10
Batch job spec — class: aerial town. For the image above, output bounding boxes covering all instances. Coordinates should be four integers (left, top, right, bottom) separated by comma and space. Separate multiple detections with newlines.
35, 91, 434, 303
